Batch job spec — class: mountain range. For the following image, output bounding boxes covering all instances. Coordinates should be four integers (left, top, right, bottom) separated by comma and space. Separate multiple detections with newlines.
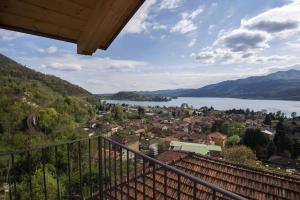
135, 69, 300, 101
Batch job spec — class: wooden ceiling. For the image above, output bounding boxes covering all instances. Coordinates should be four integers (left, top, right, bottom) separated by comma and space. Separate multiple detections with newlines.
0, 0, 145, 55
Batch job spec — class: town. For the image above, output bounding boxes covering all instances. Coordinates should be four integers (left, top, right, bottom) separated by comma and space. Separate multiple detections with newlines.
86, 101, 300, 175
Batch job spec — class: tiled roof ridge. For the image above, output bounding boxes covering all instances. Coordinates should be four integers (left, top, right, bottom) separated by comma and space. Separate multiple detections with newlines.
188, 152, 300, 182
174, 159, 298, 198
188, 156, 299, 188
145, 170, 214, 199
163, 150, 190, 165
172, 163, 276, 200
184, 157, 298, 190
130, 170, 215, 200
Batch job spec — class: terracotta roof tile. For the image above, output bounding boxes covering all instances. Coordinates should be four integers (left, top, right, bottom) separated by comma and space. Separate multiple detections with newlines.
94, 151, 300, 200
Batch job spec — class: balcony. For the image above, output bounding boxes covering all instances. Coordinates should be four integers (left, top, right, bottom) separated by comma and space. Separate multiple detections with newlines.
0, 136, 248, 200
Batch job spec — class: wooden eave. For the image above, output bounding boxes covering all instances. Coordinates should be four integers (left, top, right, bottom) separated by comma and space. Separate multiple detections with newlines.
0, 0, 145, 55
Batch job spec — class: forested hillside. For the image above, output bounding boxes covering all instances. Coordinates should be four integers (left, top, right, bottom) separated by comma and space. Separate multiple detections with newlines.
0, 54, 90, 96
0, 54, 94, 151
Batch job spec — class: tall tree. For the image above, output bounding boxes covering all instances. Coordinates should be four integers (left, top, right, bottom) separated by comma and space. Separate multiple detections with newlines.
242, 129, 269, 150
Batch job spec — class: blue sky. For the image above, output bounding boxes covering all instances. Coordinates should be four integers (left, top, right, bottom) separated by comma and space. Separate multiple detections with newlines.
1, 0, 300, 93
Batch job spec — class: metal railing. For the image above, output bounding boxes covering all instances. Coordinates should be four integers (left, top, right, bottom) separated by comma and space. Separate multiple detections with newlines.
0, 136, 247, 200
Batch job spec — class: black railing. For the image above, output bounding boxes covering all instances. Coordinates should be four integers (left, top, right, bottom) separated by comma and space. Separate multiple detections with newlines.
0, 136, 247, 200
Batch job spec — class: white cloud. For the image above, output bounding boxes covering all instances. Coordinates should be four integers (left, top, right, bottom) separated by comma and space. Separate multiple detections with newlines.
195, 0, 300, 64
286, 39, 300, 49
171, 6, 204, 34
123, 0, 157, 34
241, 1, 300, 36
208, 25, 215, 30
171, 19, 197, 34
218, 29, 270, 52
25, 42, 58, 54
195, 46, 292, 65
44, 62, 82, 71
188, 39, 197, 47
151, 23, 168, 30
25, 54, 147, 72
0, 48, 9, 53
160, 0, 182, 10
189, 6, 204, 19
0, 29, 25, 41
45, 46, 57, 54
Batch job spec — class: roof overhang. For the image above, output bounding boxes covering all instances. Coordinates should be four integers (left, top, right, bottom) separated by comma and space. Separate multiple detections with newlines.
0, 0, 145, 55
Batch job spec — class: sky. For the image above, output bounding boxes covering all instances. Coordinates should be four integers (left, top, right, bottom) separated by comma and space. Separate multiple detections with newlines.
1, 0, 300, 94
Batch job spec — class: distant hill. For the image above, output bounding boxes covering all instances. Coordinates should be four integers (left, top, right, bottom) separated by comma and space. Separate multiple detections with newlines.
0, 54, 90, 96
104, 91, 171, 102
136, 89, 188, 97
133, 69, 300, 101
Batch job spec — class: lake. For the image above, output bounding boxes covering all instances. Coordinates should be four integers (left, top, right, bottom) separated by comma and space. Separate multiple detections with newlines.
107, 97, 300, 116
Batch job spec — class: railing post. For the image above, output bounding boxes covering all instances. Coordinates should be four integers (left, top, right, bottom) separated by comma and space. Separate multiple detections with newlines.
119, 145, 123, 200
11, 154, 17, 199
67, 143, 71, 200
114, 143, 117, 199
98, 137, 103, 200
134, 155, 137, 200
27, 151, 33, 200
78, 141, 83, 198
164, 169, 167, 200
88, 139, 92, 198
55, 146, 61, 200
126, 149, 130, 200
142, 158, 146, 200
193, 181, 197, 200
42, 148, 47, 200
152, 163, 156, 200
109, 141, 112, 197
177, 175, 181, 200
212, 190, 216, 200
104, 139, 107, 199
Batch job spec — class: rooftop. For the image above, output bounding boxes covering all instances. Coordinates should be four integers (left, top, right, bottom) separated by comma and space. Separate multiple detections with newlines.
107, 150, 300, 200
170, 141, 222, 155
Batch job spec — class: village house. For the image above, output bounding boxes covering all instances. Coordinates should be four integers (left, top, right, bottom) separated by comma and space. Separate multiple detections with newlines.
169, 141, 222, 156
111, 135, 139, 159
207, 132, 227, 148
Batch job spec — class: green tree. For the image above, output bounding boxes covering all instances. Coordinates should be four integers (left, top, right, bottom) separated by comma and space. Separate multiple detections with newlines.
294, 138, 300, 158
291, 112, 297, 119
38, 107, 58, 134
138, 106, 145, 117
221, 122, 245, 136
226, 135, 240, 147
211, 120, 223, 132
266, 141, 276, 158
18, 167, 60, 200
274, 121, 295, 157
242, 129, 269, 150
264, 114, 272, 125
112, 104, 125, 121
223, 145, 257, 165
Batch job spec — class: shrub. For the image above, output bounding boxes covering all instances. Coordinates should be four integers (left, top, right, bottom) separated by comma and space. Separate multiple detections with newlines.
223, 145, 257, 165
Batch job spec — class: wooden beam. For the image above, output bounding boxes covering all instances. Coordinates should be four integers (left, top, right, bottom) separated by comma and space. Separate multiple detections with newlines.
0, 0, 144, 55
77, 0, 111, 55
0, 0, 85, 31
20, 0, 92, 21
0, 12, 80, 41
77, 0, 144, 55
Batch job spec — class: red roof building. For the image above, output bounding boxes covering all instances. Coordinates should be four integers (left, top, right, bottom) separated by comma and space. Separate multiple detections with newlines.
105, 151, 300, 200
